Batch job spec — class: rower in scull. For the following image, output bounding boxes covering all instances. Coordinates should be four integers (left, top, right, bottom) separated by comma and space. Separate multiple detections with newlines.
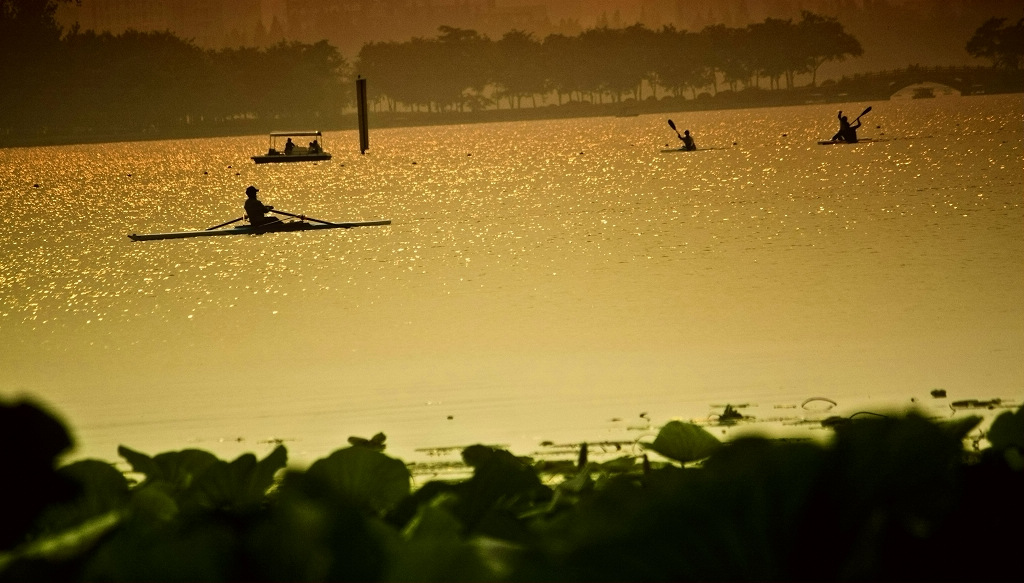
244, 185, 282, 227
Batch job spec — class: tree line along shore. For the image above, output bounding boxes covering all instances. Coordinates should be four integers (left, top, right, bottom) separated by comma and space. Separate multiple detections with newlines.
2, 5, 1022, 148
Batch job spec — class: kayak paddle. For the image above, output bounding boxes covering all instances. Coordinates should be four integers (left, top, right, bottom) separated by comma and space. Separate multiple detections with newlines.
668, 119, 683, 141
853, 106, 872, 123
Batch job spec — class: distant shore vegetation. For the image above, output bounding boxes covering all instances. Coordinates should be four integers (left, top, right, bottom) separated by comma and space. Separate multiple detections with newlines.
1, 1, 1022, 147
1, 398, 1022, 581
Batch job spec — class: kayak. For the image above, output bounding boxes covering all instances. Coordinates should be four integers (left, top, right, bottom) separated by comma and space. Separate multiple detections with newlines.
817, 138, 874, 145
129, 219, 391, 241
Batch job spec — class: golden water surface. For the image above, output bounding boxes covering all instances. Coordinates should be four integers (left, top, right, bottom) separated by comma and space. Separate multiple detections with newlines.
2, 95, 1022, 469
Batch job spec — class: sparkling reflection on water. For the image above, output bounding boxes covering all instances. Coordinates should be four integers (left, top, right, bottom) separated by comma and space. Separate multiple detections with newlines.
2, 95, 1022, 468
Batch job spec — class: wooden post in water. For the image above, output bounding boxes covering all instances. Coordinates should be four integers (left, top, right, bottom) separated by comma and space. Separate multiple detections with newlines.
356, 76, 369, 154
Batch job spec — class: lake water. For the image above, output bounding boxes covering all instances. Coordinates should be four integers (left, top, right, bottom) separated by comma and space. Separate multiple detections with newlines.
2, 94, 1022, 473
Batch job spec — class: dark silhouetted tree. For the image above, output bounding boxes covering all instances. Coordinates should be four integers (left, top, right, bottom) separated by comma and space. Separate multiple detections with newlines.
493, 30, 546, 109
746, 18, 800, 90
797, 11, 863, 87
653, 26, 712, 99
0, 0, 71, 133
966, 17, 1024, 69
542, 33, 587, 104
357, 41, 406, 112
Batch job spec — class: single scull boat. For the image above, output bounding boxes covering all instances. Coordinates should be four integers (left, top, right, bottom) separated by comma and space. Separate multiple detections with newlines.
129, 210, 390, 241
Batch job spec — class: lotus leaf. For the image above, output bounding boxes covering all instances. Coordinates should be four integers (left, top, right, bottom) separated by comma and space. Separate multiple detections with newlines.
534, 467, 594, 517
445, 446, 551, 542
129, 481, 179, 523
183, 445, 287, 513
1, 400, 78, 549
247, 474, 391, 581
1, 399, 73, 467
644, 420, 721, 463
598, 455, 638, 473
940, 414, 983, 440
348, 432, 387, 451
117, 446, 220, 492
116, 445, 161, 480
306, 446, 411, 514
81, 518, 237, 581
151, 449, 221, 491
388, 498, 494, 581
455, 447, 549, 520
402, 494, 462, 540
986, 406, 1024, 451
35, 460, 130, 534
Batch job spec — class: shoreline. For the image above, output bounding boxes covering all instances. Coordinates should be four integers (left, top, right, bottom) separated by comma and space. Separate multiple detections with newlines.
4, 75, 1021, 150
52, 391, 1020, 480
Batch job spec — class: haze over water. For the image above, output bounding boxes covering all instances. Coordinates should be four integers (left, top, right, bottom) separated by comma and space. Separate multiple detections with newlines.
2, 95, 1022, 468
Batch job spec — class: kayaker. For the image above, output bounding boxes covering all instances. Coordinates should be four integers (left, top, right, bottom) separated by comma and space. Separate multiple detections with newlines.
680, 129, 697, 151
244, 186, 280, 226
831, 110, 861, 142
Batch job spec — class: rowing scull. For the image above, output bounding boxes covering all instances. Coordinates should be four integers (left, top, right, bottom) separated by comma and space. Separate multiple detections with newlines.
129, 218, 391, 241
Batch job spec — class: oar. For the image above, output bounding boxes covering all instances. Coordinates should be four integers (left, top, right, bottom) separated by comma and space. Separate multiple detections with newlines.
270, 209, 337, 226
206, 217, 244, 230
667, 118, 683, 141
853, 106, 872, 124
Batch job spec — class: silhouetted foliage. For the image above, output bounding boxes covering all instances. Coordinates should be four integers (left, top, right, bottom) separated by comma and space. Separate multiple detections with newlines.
0, 399, 77, 550
1, 399, 1022, 581
798, 11, 864, 87
966, 17, 1024, 69
351, 15, 864, 113
4, 8, 870, 137
0, 0, 70, 135
493, 30, 547, 109
0, 9, 349, 140
1, 5, 1020, 145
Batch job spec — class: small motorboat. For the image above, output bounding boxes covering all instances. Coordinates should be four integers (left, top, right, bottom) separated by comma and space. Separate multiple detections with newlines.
252, 131, 332, 164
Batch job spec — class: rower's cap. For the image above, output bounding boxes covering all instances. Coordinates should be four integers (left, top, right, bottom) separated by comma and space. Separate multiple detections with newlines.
246, 185, 259, 196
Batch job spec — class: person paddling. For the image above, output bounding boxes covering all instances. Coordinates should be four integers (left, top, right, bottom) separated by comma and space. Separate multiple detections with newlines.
667, 119, 697, 151
244, 185, 281, 227
680, 129, 697, 151
831, 110, 862, 143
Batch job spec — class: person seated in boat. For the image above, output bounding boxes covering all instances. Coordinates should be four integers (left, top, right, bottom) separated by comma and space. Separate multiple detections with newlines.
680, 129, 697, 151
283, 138, 295, 154
831, 110, 861, 143
244, 185, 282, 227
308, 139, 321, 154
